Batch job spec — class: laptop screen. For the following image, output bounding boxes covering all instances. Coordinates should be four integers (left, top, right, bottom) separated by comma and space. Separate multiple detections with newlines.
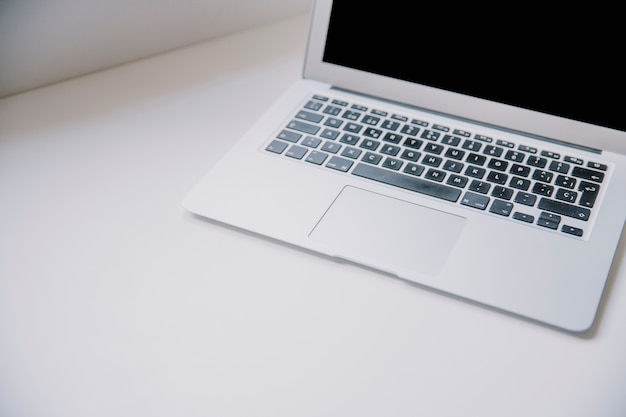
323, 2, 625, 133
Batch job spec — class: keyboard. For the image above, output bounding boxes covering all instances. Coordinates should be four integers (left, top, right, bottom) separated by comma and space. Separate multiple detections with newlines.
264, 92, 611, 239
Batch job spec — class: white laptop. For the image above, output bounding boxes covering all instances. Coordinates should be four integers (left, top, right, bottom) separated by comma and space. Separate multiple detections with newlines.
184, 0, 626, 332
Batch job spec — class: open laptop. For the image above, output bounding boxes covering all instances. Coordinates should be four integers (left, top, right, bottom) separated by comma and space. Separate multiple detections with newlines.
184, 0, 626, 332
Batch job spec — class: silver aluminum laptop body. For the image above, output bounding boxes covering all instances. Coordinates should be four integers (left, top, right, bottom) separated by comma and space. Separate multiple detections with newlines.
184, 0, 626, 332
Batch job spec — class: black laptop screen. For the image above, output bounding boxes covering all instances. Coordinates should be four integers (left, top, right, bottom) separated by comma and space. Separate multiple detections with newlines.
323, 2, 625, 132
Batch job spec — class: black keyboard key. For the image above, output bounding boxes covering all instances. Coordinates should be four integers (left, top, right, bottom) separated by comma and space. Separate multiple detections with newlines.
490, 199, 514, 216
505, 150, 525, 162
453, 129, 471, 138
554, 175, 576, 189
305, 151, 328, 165
362, 152, 382, 165
341, 147, 362, 159
527, 156, 547, 168
352, 163, 461, 202
323, 105, 342, 116
324, 117, 343, 128
587, 161, 607, 171
562, 225, 584, 237
321, 141, 341, 154
266, 140, 288, 154
532, 182, 555, 197
572, 166, 605, 183
302, 136, 321, 148
382, 157, 403, 170
380, 144, 401, 156
304, 100, 323, 111
305, 128, 331, 144
421, 130, 440, 141
425, 168, 446, 182
461, 192, 490, 210
509, 177, 531, 191
383, 132, 403, 144
403, 163, 424, 176
340, 133, 360, 145
400, 124, 420, 136
287, 120, 320, 135
343, 122, 363, 133
564, 156, 583, 165
491, 186, 514, 200
465, 165, 486, 179
514, 192, 537, 206
341, 109, 360, 119
518, 145, 537, 154
513, 212, 535, 223
541, 150, 560, 159
325, 156, 354, 172
295, 110, 323, 123
532, 169, 553, 183
549, 160, 570, 174
466, 153, 487, 166
424, 143, 444, 154
277, 130, 302, 143
360, 139, 380, 150
362, 115, 381, 126
487, 158, 508, 171
469, 180, 491, 194
286, 145, 308, 159
363, 127, 383, 139
403, 138, 423, 149
537, 212, 561, 230
445, 148, 465, 160
422, 155, 443, 167
442, 135, 461, 146
443, 160, 464, 173
447, 174, 468, 188
578, 181, 600, 208
400, 149, 420, 161
484, 145, 504, 157
381, 120, 400, 131
537, 198, 591, 221
510, 163, 531, 177
497, 140, 515, 148
462, 140, 482, 151
555, 188, 577, 203
486, 171, 508, 185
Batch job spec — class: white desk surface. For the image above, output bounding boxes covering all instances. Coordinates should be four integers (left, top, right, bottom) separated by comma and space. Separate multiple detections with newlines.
1, 14, 625, 417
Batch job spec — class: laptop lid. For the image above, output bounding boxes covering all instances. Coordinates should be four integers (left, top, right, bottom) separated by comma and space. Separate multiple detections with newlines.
304, 0, 626, 154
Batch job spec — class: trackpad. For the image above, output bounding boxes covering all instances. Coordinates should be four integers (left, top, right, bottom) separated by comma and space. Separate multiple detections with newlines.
309, 186, 466, 278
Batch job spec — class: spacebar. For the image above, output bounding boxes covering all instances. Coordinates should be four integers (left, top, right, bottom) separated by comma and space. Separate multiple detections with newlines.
351, 163, 461, 202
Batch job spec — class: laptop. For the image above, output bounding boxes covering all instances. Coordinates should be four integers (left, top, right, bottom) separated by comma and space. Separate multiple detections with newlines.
184, 0, 626, 332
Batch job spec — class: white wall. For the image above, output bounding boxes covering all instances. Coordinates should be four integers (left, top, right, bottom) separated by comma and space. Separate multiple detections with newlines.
0, 0, 311, 98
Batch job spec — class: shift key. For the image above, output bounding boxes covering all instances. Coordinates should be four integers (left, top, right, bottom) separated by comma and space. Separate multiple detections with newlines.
538, 198, 591, 221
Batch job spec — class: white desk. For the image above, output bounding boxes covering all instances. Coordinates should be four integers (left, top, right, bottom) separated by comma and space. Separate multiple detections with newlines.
1, 15, 625, 417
